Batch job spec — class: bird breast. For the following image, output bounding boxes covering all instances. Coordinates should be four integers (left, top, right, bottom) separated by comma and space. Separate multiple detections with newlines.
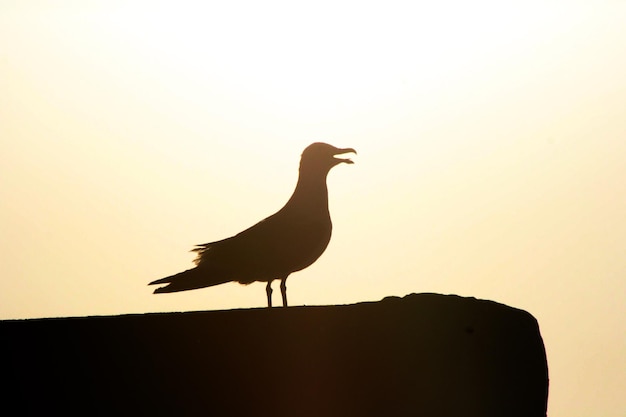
264, 210, 332, 274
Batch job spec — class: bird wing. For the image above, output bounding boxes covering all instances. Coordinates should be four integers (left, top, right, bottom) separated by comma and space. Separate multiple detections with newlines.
192, 209, 331, 284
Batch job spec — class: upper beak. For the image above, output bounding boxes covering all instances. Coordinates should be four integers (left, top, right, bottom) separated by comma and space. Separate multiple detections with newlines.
333, 147, 357, 164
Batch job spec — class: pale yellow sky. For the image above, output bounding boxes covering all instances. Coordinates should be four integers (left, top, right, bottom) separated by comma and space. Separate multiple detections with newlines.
1, 2, 625, 416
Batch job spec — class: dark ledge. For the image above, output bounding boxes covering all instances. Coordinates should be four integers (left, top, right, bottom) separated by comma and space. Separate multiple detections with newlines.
1, 293, 548, 417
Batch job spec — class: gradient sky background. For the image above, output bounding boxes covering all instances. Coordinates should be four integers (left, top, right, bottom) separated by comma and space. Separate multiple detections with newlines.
1, 2, 625, 416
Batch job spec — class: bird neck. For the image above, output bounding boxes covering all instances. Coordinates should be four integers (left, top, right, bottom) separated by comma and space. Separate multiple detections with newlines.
286, 169, 330, 215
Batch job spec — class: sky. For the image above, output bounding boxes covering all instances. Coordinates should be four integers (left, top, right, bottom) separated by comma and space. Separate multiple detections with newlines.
1, 1, 625, 416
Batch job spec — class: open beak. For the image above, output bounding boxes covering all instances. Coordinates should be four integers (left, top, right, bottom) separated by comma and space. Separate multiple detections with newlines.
333, 147, 357, 164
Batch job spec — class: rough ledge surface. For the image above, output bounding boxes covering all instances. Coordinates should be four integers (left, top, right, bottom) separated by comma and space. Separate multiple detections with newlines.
1, 293, 548, 417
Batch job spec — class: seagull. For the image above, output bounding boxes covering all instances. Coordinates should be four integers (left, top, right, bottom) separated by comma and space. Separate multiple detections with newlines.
149, 142, 356, 307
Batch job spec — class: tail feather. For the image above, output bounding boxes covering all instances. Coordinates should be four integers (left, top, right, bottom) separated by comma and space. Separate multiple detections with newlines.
149, 267, 231, 293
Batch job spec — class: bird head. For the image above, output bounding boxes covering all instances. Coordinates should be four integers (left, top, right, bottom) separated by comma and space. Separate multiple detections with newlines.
299, 142, 357, 174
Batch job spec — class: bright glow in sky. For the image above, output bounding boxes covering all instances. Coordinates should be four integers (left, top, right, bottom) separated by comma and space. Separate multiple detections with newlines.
1, 2, 625, 416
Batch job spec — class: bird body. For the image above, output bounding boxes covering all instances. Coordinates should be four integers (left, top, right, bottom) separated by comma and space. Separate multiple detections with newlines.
149, 142, 355, 307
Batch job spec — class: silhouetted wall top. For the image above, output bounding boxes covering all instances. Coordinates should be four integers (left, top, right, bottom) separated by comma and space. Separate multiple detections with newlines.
1, 293, 548, 417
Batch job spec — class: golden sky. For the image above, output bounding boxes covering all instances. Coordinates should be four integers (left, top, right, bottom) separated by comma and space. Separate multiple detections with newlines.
1, 2, 625, 416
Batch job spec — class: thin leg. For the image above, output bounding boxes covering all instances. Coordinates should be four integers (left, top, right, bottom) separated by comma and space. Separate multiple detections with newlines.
280, 277, 288, 307
266, 281, 273, 308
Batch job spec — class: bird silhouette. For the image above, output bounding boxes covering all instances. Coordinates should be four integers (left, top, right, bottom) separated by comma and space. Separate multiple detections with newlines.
149, 142, 356, 307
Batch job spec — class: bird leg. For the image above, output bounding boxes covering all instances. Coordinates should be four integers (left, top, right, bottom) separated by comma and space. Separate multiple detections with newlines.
266, 281, 273, 308
280, 277, 288, 307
